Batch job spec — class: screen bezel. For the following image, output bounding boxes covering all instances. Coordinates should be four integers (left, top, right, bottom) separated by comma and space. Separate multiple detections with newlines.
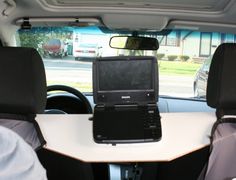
93, 56, 158, 105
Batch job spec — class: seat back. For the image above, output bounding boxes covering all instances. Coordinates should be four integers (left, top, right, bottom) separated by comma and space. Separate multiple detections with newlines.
207, 43, 236, 116
0, 47, 96, 180
0, 47, 47, 150
199, 43, 236, 180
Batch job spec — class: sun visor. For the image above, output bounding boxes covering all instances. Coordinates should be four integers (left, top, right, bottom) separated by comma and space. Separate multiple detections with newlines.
168, 20, 236, 34
15, 18, 102, 28
102, 14, 168, 31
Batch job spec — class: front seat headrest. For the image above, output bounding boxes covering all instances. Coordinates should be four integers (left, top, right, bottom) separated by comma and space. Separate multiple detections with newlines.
0, 47, 46, 114
207, 43, 236, 111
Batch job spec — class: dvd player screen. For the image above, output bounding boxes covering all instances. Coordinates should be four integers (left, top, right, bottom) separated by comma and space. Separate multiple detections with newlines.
98, 60, 153, 91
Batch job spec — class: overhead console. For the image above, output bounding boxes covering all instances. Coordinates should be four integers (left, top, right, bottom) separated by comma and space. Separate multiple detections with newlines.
102, 14, 168, 31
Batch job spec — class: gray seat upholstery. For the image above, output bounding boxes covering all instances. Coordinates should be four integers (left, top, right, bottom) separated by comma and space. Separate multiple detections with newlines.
0, 47, 47, 150
0, 126, 47, 180
199, 43, 236, 180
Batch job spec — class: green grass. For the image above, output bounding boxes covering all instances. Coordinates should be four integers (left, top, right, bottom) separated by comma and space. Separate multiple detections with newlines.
47, 81, 92, 92
158, 60, 201, 76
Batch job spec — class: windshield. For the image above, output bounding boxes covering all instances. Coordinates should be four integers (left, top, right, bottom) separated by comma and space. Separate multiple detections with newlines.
15, 26, 236, 99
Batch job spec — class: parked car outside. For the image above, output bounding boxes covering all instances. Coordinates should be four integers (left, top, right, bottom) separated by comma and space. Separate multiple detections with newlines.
43, 39, 67, 58
193, 56, 212, 98
74, 43, 102, 60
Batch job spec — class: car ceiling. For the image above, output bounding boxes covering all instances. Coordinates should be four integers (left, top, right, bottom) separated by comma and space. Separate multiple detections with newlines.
0, 0, 236, 44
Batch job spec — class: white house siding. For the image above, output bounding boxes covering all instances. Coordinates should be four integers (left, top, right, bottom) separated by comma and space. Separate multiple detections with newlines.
182, 32, 201, 58
157, 46, 181, 57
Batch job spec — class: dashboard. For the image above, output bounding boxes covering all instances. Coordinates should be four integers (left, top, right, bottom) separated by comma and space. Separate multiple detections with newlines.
46, 92, 214, 114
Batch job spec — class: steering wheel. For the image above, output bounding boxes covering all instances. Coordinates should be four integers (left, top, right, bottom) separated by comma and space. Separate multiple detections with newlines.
46, 85, 93, 114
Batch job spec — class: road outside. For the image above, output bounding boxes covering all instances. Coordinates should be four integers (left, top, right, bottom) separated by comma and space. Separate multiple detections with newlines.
43, 56, 195, 97
159, 75, 194, 97
44, 57, 92, 83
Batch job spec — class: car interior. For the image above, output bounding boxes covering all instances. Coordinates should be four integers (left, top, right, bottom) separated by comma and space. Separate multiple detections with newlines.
0, 0, 236, 180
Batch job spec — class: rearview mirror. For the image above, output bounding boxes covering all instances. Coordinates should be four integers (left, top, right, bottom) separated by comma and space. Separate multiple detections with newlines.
110, 36, 159, 50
